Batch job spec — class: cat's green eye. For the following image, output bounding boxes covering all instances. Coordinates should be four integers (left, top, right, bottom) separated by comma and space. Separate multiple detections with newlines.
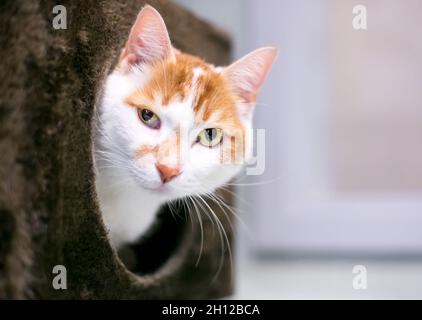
198, 128, 223, 148
138, 108, 161, 129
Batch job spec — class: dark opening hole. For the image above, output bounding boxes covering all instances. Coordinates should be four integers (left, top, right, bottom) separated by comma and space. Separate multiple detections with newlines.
117, 203, 188, 275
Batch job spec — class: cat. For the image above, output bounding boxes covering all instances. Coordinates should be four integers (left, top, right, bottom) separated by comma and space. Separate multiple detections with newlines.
94, 5, 277, 249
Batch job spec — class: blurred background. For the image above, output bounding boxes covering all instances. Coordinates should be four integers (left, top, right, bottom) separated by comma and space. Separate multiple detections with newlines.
174, 0, 422, 299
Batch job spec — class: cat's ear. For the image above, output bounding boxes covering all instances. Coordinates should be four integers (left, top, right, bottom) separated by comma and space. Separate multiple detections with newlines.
119, 5, 174, 68
223, 47, 278, 104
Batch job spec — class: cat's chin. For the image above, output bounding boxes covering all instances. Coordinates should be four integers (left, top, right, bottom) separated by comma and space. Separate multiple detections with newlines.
141, 182, 204, 202
133, 174, 218, 200
149, 183, 171, 194
136, 180, 181, 199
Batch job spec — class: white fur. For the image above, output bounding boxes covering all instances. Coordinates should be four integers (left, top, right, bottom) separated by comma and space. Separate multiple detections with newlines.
94, 67, 252, 248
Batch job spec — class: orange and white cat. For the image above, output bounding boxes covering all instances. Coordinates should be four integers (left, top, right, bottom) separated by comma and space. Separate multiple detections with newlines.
94, 5, 277, 248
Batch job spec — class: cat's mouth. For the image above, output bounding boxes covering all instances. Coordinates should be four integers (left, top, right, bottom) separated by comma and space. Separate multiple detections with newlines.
149, 182, 195, 201
134, 177, 181, 197
152, 183, 169, 193
154, 183, 186, 198
131, 170, 198, 199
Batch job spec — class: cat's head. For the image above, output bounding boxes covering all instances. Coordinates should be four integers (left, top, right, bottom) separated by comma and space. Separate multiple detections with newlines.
97, 5, 277, 199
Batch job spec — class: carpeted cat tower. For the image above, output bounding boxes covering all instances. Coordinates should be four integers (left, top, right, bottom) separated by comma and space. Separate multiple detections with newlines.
0, 0, 234, 299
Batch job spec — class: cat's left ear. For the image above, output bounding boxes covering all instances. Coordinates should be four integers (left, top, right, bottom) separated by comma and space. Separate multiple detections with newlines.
119, 5, 174, 68
223, 47, 278, 106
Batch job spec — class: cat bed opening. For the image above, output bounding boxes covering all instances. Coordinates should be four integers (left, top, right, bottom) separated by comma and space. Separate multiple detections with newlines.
116, 204, 189, 276
0, 0, 234, 299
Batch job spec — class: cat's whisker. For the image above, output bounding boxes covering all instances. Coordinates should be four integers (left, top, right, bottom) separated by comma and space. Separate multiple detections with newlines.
188, 196, 205, 266
223, 178, 279, 187
95, 150, 129, 169
207, 192, 251, 237
205, 193, 235, 222
203, 192, 235, 234
95, 128, 131, 159
182, 197, 194, 228
95, 158, 132, 169
196, 194, 232, 283
185, 196, 196, 232
163, 181, 250, 234
189, 193, 217, 234
167, 199, 179, 221
218, 186, 252, 208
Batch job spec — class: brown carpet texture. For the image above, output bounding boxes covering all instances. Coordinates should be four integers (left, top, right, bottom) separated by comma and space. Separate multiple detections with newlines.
0, 0, 234, 299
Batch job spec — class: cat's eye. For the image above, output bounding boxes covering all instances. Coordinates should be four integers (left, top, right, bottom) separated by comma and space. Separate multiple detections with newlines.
138, 108, 161, 129
197, 128, 223, 148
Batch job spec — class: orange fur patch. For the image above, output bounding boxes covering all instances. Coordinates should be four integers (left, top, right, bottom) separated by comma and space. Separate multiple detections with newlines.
127, 52, 247, 163
128, 53, 210, 106
135, 145, 158, 158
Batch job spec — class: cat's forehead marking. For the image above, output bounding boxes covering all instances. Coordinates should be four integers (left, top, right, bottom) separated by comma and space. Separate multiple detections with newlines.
125, 53, 243, 130
192, 67, 240, 127
137, 53, 210, 106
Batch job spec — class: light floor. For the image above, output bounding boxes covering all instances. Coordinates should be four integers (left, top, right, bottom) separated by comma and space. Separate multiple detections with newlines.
231, 258, 422, 299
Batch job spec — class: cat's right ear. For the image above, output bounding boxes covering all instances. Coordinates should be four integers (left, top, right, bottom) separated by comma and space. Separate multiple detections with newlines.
119, 5, 174, 70
223, 47, 277, 104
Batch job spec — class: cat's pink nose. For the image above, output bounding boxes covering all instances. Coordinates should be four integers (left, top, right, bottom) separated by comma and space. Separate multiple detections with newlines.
155, 163, 180, 183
